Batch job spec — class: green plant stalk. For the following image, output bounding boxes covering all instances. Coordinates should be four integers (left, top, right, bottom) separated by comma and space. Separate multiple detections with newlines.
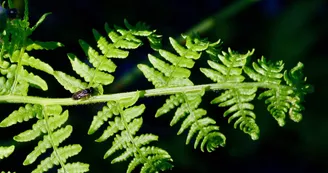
0, 82, 292, 105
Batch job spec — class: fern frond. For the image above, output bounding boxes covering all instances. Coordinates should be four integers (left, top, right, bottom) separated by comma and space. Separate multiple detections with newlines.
14, 110, 68, 142
211, 87, 259, 140
201, 48, 260, 140
88, 92, 173, 172
55, 20, 160, 93
139, 36, 225, 151
138, 36, 213, 88
0, 104, 88, 172
0, 8, 61, 96
244, 56, 284, 84
243, 57, 312, 126
0, 63, 47, 95
243, 57, 289, 126
168, 89, 226, 152
88, 90, 140, 134
0, 145, 15, 159
33, 145, 87, 173
283, 62, 312, 121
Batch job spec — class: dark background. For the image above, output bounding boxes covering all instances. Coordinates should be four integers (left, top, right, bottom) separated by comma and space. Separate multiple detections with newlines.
0, 0, 328, 172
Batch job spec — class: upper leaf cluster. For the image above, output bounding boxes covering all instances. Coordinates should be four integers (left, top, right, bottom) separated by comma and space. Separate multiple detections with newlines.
139, 36, 226, 152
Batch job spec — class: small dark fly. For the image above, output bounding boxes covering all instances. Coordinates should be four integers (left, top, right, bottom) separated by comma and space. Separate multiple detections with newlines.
72, 88, 93, 100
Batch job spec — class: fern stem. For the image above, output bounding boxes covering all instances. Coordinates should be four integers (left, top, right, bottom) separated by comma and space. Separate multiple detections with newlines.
42, 105, 68, 173
0, 82, 292, 105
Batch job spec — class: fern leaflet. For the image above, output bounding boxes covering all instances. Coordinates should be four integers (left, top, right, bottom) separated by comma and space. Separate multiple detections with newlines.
88, 92, 173, 173
0, 105, 89, 173
0, 7, 62, 96
55, 19, 161, 94
201, 48, 260, 140
0, 145, 14, 160
244, 58, 312, 126
139, 36, 226, 151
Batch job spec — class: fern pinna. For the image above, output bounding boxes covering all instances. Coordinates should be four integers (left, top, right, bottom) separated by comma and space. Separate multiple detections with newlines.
200, 49, 312, 139
53, 19, 172, 172
0, 105, 89, 173
0, 0, 313, 172
138, 36, 226, 152
88, 92, 173, 173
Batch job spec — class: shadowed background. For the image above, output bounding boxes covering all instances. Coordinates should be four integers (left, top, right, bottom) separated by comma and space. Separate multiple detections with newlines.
0, 0, 327, 172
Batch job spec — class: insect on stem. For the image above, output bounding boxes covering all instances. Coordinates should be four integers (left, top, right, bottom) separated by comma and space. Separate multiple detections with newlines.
72, 88, 93, 100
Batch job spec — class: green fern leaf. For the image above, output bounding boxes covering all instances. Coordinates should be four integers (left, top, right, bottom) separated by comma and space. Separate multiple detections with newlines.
258, 88, 293, 126
244, 56, 284, 84
1, 4, 88, 172
16, 51, 54, 75
170, 90, 226, 151
88, 91, 140, 134
201, 48, 259, 140
31, 13, 52, 31
149, 54, 191, 78
244, 57, 286, 126
19, 67, 48, 91
79, 39, 117, 73
121, 19, 153, 36
155, 94, 184, 117
170, 37, 205, 59
68, 53, 114, 85
32, 144, 83, 173
0, 145, 15, 159
158, 49, 195, 68
243, 57, 311, 126
88, 92, 172, 172
88, 102, 118, 135
14, 110, 68, 142
139, 153, 173, 173
138, 54, 194, 88
0, 67, 28, 95
96, 105, 145, 142
147, 33, 162, 50
0, 64, 47, 94
23, 125, 73, 165
257, 62, 312, 126
283, 62, 312, 122
139, 36, 225, 151
25, 40, 64, 51
4, 104, 89, 172
133, 134, 158, 147
93, 29, 129, 58
141, 149, 172, 170
212, 87, 259, 140
200, 48, 253, 83
0, 104, 43, 127
120, 19, 163, 50
57, 162, 89, 173
53, 71, 88, 93
137, 63, 168, 88
104, 117, 143, 159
